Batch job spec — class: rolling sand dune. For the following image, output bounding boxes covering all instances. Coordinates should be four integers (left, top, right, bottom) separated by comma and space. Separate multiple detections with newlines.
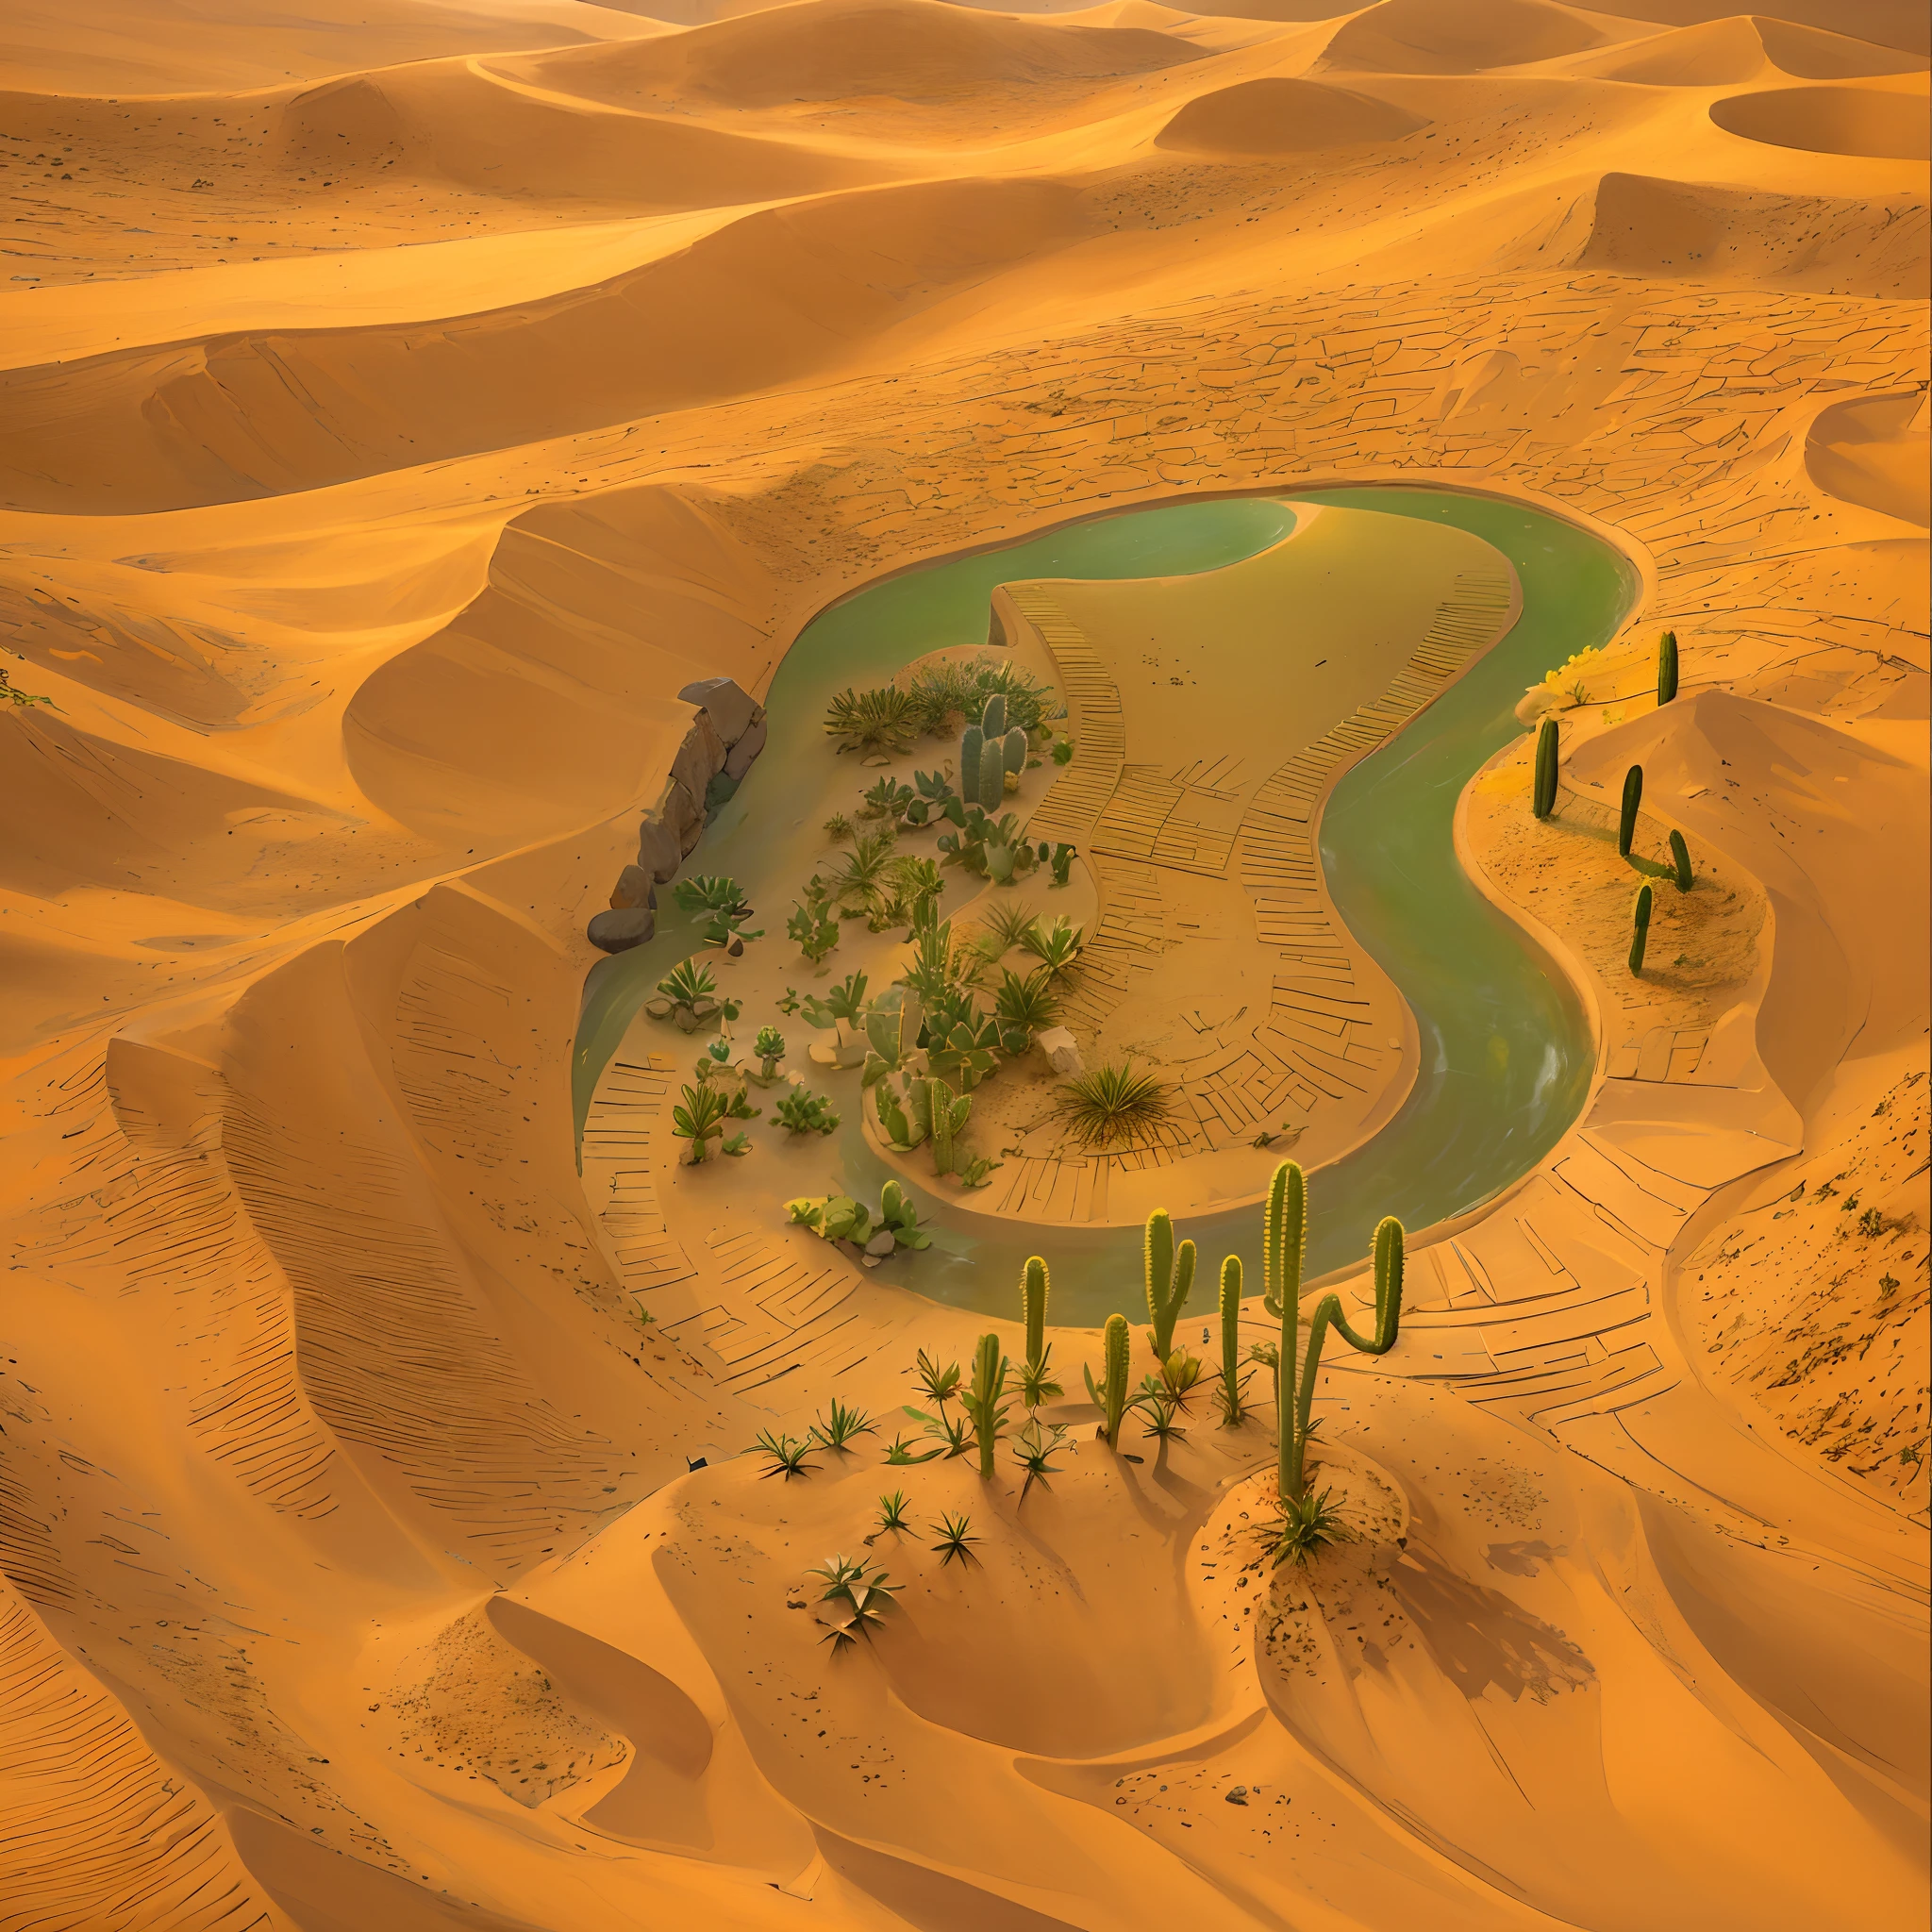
0, 0, 1926, 1925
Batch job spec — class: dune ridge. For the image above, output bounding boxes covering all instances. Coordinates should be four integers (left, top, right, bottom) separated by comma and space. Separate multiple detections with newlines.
0, 0, 1925, 1926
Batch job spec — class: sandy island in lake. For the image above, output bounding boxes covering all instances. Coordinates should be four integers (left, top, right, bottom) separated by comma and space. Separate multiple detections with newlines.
0, 0, 1926, 1926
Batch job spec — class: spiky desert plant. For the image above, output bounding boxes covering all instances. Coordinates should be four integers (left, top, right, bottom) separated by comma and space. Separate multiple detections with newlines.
959, 724, 985, 806
1265, 1486, 1351, 1569
992, 967, 1058, 1054
1011, 1420, 1066, 1504
1629, 882, 1653, 975
919, 1408, 974, 1459
1532, 716, 1558, 820
751, 1429, 817, 1479
824, 830, 899, 924
1669, 828, 1691, 892
961, 1332, 1010, 1480
915, 1348, 962, 1409
931, 1511, 980, 1566
1216, 1256, 1249, 1426
876, 1490, 912, 1533
1657, 628, 1678, 707
1618, 763, 1643, 858
1083, 1311, 1134, 1449
810, 1399, 876, 1452
824, 685, 919, 756
978, 737, 1005, 811
981, 900, 1042, 958
672, 874, 747, 917
673, 1082, 729, 1162
1281, 1210, 1405, 1503
809, 1554, 899, 1647
1054, 1061, 1172, 1153
1142, 1209, 1196, 1361
655, 957, 721, 1032
1019, 914, 1084, 979
774, 1087, 840, 1136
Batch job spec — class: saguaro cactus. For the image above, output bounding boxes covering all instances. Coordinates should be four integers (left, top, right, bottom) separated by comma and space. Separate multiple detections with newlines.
1657, 629, 1678, 707
1023, 1256, 1049, 1374
1143, 1210, 1196, 1361
960, 724, 984, 806
963, 1332, 1009, 1479
1532, 716, 1558, 821
1083, 1311, 1133, 1448
1218, 1256, 1246, 1424
1282, 1214, 1405, 1502
1669, 829, 1691, 892
1261, 1161, 1307, 1504
1618, 763, 1643, 858
978, 739, 1005, 811
1629, 882, 1653, 974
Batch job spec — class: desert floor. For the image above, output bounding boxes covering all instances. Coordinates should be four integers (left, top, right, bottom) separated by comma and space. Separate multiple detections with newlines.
0, 0, 1926, 1927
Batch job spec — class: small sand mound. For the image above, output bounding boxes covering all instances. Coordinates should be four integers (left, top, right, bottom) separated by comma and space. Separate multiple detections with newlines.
1709, 80, 1931, 159
501, 0, 1208, 110
1156, 75, 1428, 154
1574, 171, 1928, 298
1567, 15, 1771, 84
1806, 391, 1930, 526
1320, 0, 1615, 75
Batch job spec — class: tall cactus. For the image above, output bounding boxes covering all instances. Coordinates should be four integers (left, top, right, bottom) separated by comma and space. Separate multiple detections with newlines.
960, 725, 984, 806
1143, 1209, 1196, 1361
1218, 1256, 1246, 1424
980, 692, 1007, 740
1283, 1214, 1405, 1502
1023, 1256, 1049, 1374
1532, 716, 1558, 820
1003, 727, 1028, 775
1629, 882, 1653, 975
1083, 1311, 1133, 1448
927, 1076, 970, 1176
1618, 763, 1643, 858
963, 1332, 1009, 1479
1669, 829, 1691, 892
1657, 628, 1678, 707
1262, 1161, 1307, 1505
978, 738, 1005, 810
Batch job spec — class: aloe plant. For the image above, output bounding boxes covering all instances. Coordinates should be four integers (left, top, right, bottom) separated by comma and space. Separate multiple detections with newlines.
672, 874, 746, 916
1019, 915, 1084, 978
925, 1016, 999, 1095
915, 1348, 961, 1409
824, 830, 900, 925
1618, 763, 1643, 858
1657, 628, 1678, 707
653, 958, 721, 1032
810, 1399, 876, 1452
824, 684, 919, 756
752, 1429, 816, 1479
961, 1332, 1010, 1480
993, 967, 1058, 1053
1216, 1255, 1249, 1425
810, 1554, 899, 1646
1532, 716, 1558, 820
1279, 1197, 1405, 1504
774, 1087, 840, 1136
1669, 828, 1691, 892
1629, 882, 1653, 974
1267, 1486, 1350, 1569
753, 1025, 786, 1079
1083, 1311, 1134, 1449
1143, 1209, 1196, 1361
876, 1490, 912, 1533
673, 1082, 729, 1161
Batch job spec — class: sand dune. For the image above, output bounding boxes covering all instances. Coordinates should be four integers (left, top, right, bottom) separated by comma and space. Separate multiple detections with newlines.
1710, 75, 1932, 159
0, 0, 1926, 1924
1156, 74, 1429, 153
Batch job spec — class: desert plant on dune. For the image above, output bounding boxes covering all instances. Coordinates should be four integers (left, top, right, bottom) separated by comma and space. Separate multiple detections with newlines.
883, 1433, 943, 1466
824, 829, 900, 925
993, 967, 1058, 1053
931, 1511, 980, 1567
1618, 763, 1643, 857
980, 900, 1042, 958
1140, 1385, 1187, 1442
811, 1399, 876, 1453
673, 1082, 729, 1162
913, 1407, 974, 1459
876, 1490, 912, 1533
1083, 1311, 1134, 1449
961, 1332, 1011, 1481
1157, 1348, 1203, 1404
774, 1087, 841, 1136
1012, 1420, 1067, 1504
824, 684, 919, 756
1142, 1209, 1196, 1361
1669, 829, 1692, 892
810, 1554, 899, 1648
1216, 1256, 1250, 1426
1264, 1486, 1352, 1569
1055, 1061, 1172, 1153
1532, 716, 1558, 821
1657, 628, 1678, 707
914, 1348, 962, 1410
751, 1429, 817, 1480
1018, 914, 1084, 978
1629, 882, 1653, 974
653, 957, 723, 1032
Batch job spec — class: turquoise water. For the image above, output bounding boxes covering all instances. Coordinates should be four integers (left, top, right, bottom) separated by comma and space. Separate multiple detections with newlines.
574, 490, 1637, 1324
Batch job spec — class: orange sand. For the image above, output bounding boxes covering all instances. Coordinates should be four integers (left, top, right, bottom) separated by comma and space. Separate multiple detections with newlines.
0, 2, 1925, 1926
